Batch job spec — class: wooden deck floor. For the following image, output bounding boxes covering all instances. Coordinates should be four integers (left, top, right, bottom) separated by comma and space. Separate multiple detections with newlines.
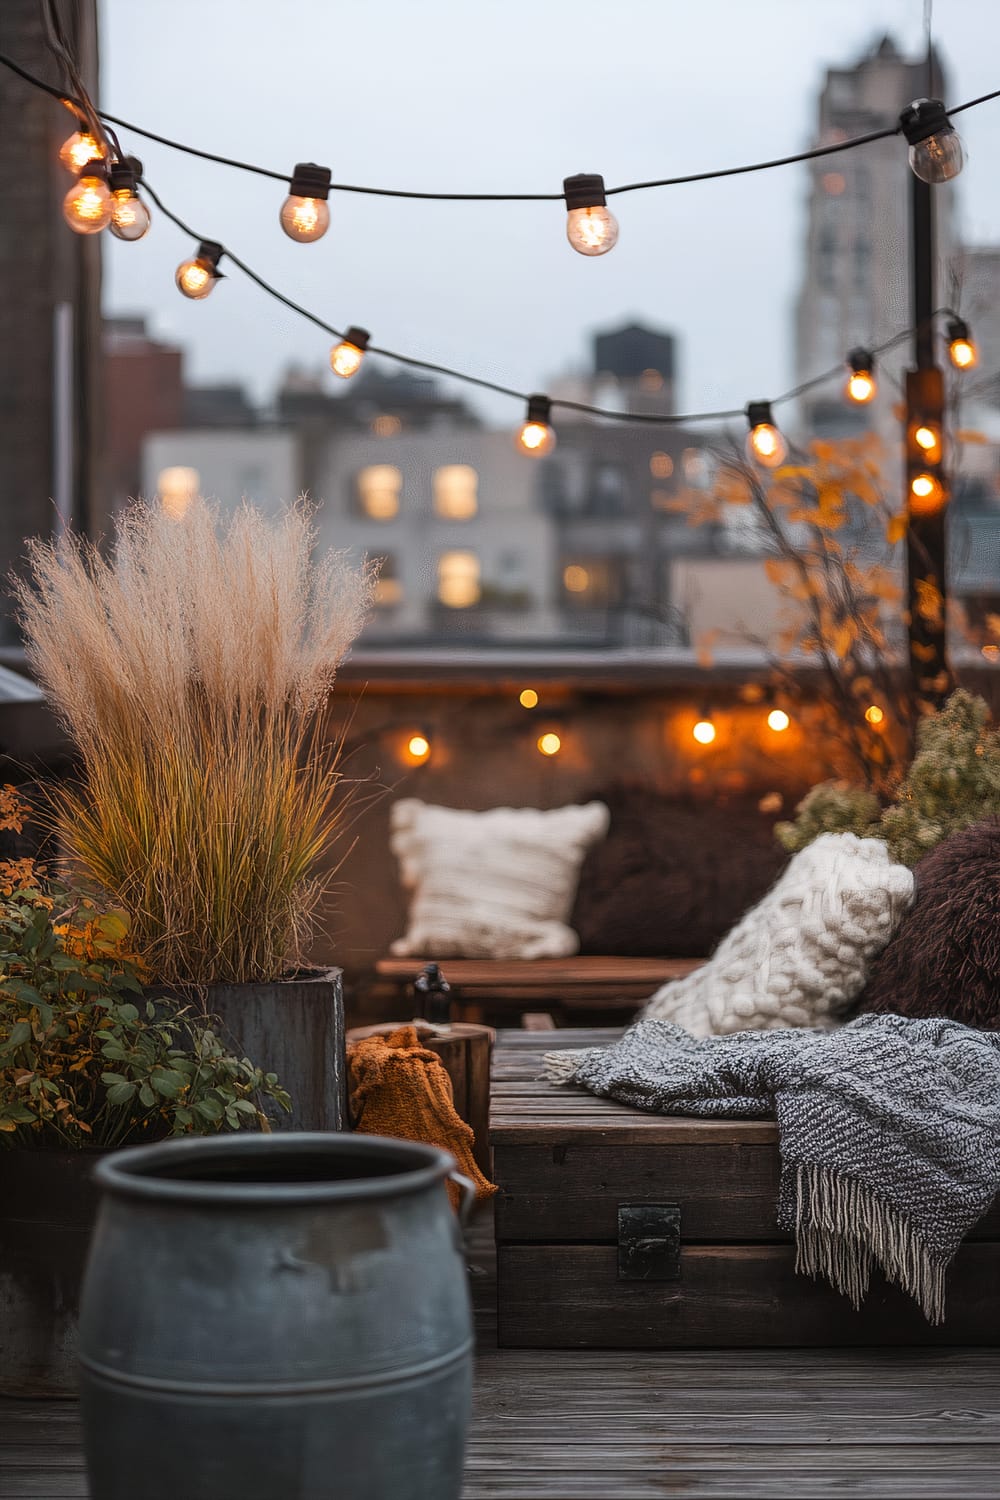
4, 1210, 1000, 1499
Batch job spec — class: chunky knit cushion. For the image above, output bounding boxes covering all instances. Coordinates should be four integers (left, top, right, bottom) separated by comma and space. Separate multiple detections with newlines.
856, 820, 1000, 1028
389, 799, 610, 960
643, 832, 914, 1035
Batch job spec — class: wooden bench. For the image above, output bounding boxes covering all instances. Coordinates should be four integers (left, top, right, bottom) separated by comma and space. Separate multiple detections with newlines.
490, 1027, 1000, 1349
373, 956, 703, 1023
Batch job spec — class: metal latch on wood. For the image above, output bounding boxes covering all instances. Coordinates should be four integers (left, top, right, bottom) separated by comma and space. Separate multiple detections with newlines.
617, 1204, 682, 1281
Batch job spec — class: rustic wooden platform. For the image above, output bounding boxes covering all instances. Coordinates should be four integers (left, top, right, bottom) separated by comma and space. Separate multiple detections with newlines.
5, 1027, 1000, 1497
375, 955, 702, 1011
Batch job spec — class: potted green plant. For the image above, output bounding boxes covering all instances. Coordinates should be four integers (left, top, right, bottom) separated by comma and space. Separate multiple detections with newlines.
14, 498, 373, 1129
0, 796, 290, 1394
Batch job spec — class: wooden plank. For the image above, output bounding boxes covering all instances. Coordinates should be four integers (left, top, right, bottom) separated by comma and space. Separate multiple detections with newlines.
376, 958, 702, 988
494, 1143, 1000, 1243
461, 1467, 1000, 1499
497, 1243, 1000, 1348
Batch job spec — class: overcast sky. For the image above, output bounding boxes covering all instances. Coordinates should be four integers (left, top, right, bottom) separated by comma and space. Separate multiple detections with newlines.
100, 0, 1000, 427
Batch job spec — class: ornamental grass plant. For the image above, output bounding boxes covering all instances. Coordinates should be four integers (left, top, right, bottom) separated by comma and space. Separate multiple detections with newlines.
14, 498, 372, 985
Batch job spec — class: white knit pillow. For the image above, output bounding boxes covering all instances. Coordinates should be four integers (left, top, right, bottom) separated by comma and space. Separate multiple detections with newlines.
643, 833, 914, 1035
389, 799, 610, 960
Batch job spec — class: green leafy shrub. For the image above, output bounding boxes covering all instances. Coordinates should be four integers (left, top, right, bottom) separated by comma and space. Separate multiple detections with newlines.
776, 690, 1000, 865
0, 819, 289, 1148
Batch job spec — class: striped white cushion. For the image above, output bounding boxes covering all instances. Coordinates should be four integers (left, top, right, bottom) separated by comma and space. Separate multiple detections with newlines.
390, 799, 610, 960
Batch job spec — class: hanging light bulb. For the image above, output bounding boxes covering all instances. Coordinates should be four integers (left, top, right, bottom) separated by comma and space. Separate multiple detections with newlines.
519, 689, 539, 709
746, 402, 787, 468
946, 317, 977, 370
909, 472, 945, 514
912, 421, 942, 462
62, 162, 112, 234
563, 173, 618, 257
845, 348, 876, 404
537, 732, 562, 757
280, 163, 332, 243
692, 712, 716, 745
900, 99, 964, 184
107, 159, 151, 242
405, 733, 431, 764
59, 126, 105, 174
517, 394, 556, 457
175, 241, 224, 300
767, 708, 790, 733
865, 704, 885, 726
329, 327, 370, 379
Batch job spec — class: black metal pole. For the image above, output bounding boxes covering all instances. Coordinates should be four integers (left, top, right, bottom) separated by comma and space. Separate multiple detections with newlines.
904, 169, 950, 711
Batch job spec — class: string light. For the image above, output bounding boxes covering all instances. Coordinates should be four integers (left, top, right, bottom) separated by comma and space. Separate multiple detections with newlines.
537, 731, 562, 756
692, 715, 716, 745
767, 708, 790, 732
746, 402, 787, 468
865, 704, 885, 726
517, 395, 556, 457
564, 173, 618, 256
62, 162, 112, 234
946, 316, 978, 370
900, 98, 965, 184
845, 348, 876, 404
175, 240, 224, 299
329, 326, 370, 379
280, 162, 332, 242
519, 689, 539, 709
59, 126, 104, 173
909, 471, 946, 514
405, 733, 431, 764
913, 421, 942, 460
108, 159, 150, 241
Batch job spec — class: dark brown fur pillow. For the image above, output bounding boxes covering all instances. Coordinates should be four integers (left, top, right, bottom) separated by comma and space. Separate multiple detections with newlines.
855, 819, 1000, 1028
570, 784, 787, 959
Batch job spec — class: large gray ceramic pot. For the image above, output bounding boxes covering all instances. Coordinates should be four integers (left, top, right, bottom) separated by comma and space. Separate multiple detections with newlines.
79, 1133, 475, 1500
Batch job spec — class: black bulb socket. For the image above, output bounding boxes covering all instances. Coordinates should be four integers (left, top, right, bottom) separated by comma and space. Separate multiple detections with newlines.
946, 316, 970, 343
848, 347, 875, 375
195, 240, 225, 279
899, 98, 953, 145
563, 173, 607, 210
108, 160, 138, 194
341, 327, 370, 351
526, 394, 552, 425
746, 400, 775, 430
289, 162, 332, 200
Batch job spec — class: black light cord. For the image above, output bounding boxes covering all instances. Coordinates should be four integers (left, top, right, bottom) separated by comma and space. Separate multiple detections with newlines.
4, 48, 1000, 201
142, 180, 949, 428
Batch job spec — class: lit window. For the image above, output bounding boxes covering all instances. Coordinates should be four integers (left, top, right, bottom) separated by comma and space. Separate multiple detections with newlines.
356, 464, 402, 520
371, 414, 402, 437
822, 172, 846, 195
374, 555, 402, 607
683, 448, 707, 483
650, 451, 673, 479
640, 368, 664, 391
434, 464, 478, 520
563, 564, 591, 593
157, 466, 199, 520
437, 551, 481, 608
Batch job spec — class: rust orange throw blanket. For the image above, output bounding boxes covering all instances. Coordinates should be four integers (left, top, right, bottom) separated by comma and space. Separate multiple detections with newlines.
348, 1025, 496, 1207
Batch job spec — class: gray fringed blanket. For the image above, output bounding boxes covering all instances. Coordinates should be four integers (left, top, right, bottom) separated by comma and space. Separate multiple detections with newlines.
544, 1014, 1000, 1322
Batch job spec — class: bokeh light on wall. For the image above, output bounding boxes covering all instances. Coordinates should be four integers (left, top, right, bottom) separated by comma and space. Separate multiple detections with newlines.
563, 564, 591, 593
519, 688, 539, 709
157, 466, 199, 520
767, 708, 790, 733
865, 704, 885, 726
649, 452, 674, 479
692, 718, 717, 745
405, 733, 431, 765
537, 732, 562, 757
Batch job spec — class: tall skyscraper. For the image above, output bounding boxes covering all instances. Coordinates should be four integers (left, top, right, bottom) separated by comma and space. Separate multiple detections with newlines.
793, 36, 955, 443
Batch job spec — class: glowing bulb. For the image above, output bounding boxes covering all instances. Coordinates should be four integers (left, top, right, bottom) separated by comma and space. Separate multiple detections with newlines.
767, 709, 790, 732
746, 402, 786, 468
563, 173, 618, 256
845, 349, 876, 404
692, 718, 716, 745
62, 171, 112, 234
900, 99, 964, 184
947, 318, 977, 370
909, 472, 945, 513
175, 241, 223, 300
406, 734, 430, 763
537, 732, 562, 756
519, 689, 539, 709
982, 644, 1000, 662
59, 130, 104, 173
280, 163, 332, 242
109, 189, 151, 240
865, 704, 885, 726
517, 395, 556, 457
914, 424, 941, 457
330, 326, 369, 380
